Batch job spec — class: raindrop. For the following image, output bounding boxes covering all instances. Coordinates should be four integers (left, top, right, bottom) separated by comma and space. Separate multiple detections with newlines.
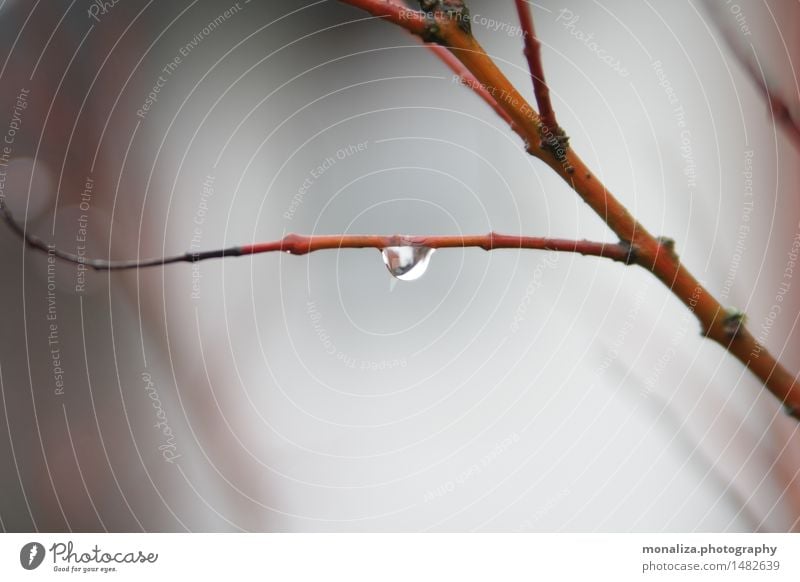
381, 246, 435, 281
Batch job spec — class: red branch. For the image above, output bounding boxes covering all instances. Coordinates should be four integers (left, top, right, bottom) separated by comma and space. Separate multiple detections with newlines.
513, 0, 557, 130
243, 233, 631, 261
0, 201, 632, 269
339, 0, 429, 35
427, 44, 521, 138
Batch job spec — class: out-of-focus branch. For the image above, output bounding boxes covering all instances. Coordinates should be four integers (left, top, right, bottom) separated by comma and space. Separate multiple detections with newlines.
703, 1, 800, 151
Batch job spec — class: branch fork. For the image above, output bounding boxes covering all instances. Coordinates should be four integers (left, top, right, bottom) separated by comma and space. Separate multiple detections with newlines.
338, 0, 800, 420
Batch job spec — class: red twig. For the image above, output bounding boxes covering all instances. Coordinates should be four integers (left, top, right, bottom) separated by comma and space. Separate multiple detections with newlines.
243, 233, 632, 261
0, 201, 632, 269
513, 0, 557, 131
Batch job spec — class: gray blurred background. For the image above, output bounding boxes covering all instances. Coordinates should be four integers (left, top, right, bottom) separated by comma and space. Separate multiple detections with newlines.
0, 0, 798, 532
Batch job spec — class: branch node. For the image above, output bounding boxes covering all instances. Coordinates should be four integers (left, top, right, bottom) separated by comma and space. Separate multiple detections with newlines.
482, 231, 497, 251
656, 236, 679, 261
420, 18, 443, 44
397, 234, 416, 247
282, 233, 307, 255
418, 0, 472, 35
619, 240, 638, 265
722, 307, 747, 340
539, 124, 571, 167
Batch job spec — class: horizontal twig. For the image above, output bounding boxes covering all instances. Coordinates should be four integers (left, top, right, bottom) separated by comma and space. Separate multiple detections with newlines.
0, 202, 632, 269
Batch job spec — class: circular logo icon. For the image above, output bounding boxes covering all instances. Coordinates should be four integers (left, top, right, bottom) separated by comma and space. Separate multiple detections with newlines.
19, 542, 45, 570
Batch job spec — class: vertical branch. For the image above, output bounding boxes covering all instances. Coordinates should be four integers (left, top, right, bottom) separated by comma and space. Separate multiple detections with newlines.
514, 0, 558, 131
703, 0, 800, 151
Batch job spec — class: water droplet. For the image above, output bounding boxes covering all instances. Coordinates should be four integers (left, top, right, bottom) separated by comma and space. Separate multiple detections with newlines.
381, 246, 435, 281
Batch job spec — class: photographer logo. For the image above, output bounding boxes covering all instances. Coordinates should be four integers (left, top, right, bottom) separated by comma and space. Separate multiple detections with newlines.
20, 542, 45, 570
